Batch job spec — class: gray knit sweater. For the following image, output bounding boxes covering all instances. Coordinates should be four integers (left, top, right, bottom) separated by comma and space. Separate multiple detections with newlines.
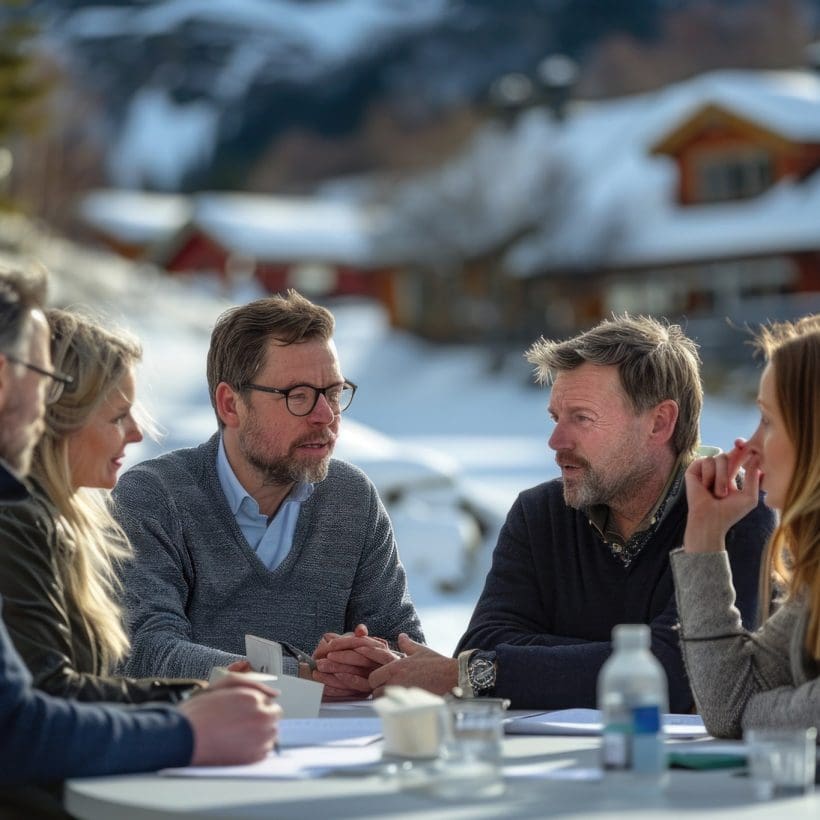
672, 548, 820, 738
113, 434, 423, 680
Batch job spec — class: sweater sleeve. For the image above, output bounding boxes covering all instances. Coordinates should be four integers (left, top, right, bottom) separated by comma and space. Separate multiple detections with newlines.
671, 548, 818, 738
454, 495, 617, 709
0, 612, 193, 785
0, 499, 202, 703
344, 480, 424, 647
114, 469, 245, 680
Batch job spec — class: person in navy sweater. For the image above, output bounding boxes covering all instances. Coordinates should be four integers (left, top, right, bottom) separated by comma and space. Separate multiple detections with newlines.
365, 315, 774, 712
0, 267, 280, 817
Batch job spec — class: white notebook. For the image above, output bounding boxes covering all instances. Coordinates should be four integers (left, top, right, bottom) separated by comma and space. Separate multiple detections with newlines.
505, 708, 708, 739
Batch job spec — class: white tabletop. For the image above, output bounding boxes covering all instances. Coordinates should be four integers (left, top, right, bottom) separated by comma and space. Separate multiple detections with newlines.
65, 712, 820, 820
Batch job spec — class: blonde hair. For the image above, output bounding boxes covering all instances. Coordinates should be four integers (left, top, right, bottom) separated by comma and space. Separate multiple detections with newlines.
755, 314, 820, 659
31, 308, 142, 670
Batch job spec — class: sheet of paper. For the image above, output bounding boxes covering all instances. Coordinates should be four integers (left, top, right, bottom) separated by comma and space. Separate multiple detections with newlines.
160, 744, 383, 779
245, 634, 283, 675
661, 713, 710, 737
209, 667, 324, 719
505, 763, 603, 781
320, 700, 377, 713
505, 708, 708, 739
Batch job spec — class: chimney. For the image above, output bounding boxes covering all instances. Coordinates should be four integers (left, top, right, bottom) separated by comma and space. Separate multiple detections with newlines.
536, 54, 578, 122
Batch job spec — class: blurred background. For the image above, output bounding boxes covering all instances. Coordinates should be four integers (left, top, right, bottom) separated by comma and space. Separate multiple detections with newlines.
1, 0, 818, 651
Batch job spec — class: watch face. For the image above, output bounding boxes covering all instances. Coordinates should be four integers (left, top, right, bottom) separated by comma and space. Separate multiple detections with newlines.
469, 657, 496, 690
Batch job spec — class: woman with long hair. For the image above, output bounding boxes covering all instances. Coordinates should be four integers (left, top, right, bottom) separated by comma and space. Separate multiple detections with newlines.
672, 314, 820, 737
0, 308, 199, 701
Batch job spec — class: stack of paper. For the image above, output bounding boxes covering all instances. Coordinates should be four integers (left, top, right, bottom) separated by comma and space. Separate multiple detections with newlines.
505, 708, 709, 739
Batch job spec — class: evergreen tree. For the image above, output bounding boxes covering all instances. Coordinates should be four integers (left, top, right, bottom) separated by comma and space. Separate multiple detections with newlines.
0, 0, 53, 204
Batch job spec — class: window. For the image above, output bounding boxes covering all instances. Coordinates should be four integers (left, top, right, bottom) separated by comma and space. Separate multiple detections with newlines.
696, 150, 773, 202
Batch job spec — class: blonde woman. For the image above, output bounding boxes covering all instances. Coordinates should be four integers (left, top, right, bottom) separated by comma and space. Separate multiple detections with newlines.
672, 314, 820, 737
0, 308, 200, 702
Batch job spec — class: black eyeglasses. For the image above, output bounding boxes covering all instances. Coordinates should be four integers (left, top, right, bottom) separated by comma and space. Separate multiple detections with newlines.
240, 381, 357, 417
5, 355, 73, 404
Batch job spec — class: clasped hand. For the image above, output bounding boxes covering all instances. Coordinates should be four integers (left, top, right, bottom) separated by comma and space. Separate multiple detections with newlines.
309, 623, 401, 700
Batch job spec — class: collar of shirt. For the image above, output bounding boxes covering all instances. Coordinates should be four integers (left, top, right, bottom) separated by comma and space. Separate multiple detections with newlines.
587, 451, 688, 548
216, 435, 313, 522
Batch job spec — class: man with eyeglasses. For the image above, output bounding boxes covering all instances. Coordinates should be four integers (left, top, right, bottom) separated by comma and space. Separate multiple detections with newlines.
0, 267, 281, 817
114, 289, 422, 699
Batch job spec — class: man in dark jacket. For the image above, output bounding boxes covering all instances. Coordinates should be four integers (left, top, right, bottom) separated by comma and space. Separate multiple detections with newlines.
365, 315, 774, 712
0, 267, 280, 818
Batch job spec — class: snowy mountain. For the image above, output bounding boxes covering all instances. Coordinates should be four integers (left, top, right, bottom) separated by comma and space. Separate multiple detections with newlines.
31, 0, 791, 192
36, 0, 552, 190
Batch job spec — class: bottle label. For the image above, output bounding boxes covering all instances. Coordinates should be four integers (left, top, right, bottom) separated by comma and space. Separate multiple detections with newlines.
601, 724, 630, 770
633, 705, 661, 734
631, 705, 664, 774
601, 706, 664, 773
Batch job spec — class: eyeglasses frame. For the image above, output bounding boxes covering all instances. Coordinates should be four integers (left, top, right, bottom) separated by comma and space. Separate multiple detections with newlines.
239, 380, 357, 417
4, 354, 73, 404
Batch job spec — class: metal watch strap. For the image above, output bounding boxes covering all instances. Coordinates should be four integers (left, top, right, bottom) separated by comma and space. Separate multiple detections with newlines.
457, 649, 477, 697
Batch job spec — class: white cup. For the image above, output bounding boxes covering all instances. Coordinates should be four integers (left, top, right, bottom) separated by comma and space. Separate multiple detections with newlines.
380, 703, 447, 760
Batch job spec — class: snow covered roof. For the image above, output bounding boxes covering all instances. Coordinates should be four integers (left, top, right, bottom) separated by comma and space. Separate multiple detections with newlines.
77, 189, 389, 266
501, 68, 820, 277
607, 172, 820, 268
650, 69, 820, 148
79, 189, 191, 245
193, 192, 387, 266
79, 67, 820, 277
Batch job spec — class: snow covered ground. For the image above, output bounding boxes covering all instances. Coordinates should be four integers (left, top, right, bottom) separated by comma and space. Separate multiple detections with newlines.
110, 280, 763, 657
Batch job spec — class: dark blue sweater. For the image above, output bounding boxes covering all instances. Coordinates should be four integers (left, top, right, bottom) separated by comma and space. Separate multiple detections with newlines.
0, 465, 194, 788
456, 478, 774, 712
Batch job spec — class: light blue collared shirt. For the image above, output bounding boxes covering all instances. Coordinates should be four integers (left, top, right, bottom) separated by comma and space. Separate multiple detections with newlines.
216, 436, 314, 571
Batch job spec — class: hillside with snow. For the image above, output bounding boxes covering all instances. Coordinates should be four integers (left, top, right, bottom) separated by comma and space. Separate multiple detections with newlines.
29, 0, 819, 192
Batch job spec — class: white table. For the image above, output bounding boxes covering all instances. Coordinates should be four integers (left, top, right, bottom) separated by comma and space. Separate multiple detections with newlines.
65, 718, 820, 819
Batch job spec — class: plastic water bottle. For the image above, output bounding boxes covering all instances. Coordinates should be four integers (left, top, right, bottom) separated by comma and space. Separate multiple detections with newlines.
598, 623, 669, 792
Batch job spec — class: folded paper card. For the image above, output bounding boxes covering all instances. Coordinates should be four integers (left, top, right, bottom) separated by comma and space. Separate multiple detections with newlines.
372, 686, 446, 759
245, 634, 283, 675
209, 667, 323, 719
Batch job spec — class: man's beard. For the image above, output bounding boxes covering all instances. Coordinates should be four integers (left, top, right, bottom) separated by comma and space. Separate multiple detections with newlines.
560, 454, 656, 511
0, 433, 35, 478
245, 448, 330, 486
238, 425, 332, 486
0, 401, 40, 478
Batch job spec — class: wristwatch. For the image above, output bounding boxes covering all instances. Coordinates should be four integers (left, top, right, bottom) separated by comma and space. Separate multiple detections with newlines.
467, 650, 497, 696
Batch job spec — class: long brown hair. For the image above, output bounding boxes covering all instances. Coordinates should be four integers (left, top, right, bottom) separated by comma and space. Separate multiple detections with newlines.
756, 314, 820, 659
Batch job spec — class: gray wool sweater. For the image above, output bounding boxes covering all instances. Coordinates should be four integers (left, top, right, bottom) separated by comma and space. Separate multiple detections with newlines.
113, 434, 423, 680
672, 549, 820, 739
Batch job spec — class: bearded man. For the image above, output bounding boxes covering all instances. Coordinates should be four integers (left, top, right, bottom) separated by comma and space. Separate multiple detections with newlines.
114, 291, 421, 698
364, 315, 772, 711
